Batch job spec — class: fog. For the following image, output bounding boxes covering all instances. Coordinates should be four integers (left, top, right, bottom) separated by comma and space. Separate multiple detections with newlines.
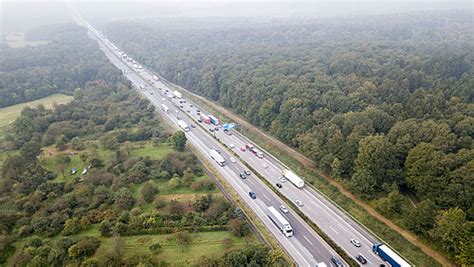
1, 0, 471, 33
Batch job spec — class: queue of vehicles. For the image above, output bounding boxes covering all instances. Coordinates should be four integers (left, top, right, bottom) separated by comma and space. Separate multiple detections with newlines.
112, 42, 411, 267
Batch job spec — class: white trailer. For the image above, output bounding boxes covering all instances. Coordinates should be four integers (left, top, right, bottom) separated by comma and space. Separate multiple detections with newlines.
209, 149, 225, 166
282, 169, 304, 188
161, 104, 170, 114
173, 90, 182, 98
267, 206, 293, 237
177, 120, 189, 132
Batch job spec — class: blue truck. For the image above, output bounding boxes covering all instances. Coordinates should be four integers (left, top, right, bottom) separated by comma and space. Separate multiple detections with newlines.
372, 243, 410, 267
209, 115, 219, 125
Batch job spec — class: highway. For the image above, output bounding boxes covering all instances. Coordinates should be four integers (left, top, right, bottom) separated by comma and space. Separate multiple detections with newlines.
76, 18, 348, 267
73, 14, 410, 266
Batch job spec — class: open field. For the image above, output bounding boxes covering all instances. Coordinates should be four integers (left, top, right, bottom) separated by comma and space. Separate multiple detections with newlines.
0, 94, 73, 139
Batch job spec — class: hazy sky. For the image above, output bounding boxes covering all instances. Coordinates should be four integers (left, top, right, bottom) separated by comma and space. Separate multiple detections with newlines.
1, 0, 471, 33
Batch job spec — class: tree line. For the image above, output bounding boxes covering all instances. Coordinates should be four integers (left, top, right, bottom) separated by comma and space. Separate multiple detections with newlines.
0, 24, 120, 108
104, 10, 473, 265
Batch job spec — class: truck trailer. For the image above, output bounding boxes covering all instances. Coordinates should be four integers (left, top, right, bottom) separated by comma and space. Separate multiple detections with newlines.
200, 114, 211, 124
209, 149, 225, 166
208, 115, 219, 125
267, 206, 293, 237
281, 169, 304, 188
173, 91, 182, 98
177, 120, 189, 132
372, 243, 410, 267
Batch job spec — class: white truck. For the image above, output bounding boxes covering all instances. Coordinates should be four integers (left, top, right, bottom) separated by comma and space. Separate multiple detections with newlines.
267, 206, 293, 237
161, 104, 170, 114
173, 90, 182, 99
177, 120, 189, 132
152, 75, 159, 81
209, 149, 225, 166
282, 169, 304, 188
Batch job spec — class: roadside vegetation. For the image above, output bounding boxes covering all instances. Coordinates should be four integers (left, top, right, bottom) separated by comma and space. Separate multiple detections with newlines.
0, 24, 278, 266
105, 10, 473, 266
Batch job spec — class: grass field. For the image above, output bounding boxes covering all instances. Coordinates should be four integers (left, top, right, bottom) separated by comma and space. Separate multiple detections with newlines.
72, 226, 255, 266
130, 142, 173, 159
0, 94, 73, 139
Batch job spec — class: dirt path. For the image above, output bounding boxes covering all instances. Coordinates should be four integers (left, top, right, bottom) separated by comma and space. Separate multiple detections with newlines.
182, 88, 453, 267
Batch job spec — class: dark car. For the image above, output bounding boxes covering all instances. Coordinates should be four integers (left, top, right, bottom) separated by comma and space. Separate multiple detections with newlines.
209, 128, 214, 132
239, 173, 247, 179
249, 192, 256, 199
214, 127, 219, 131
331, 256, 343, 267
276, 183, 282, 188
244, 170, 251, 176
190, 124, 196, 128
356, 254, 367, 264
198, 119, 202, 123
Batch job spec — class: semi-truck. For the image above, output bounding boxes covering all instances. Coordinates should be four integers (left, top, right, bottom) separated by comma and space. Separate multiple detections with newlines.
200, 114, 211, 124
209, 149, 225, 166
282, 169, 304, 188
173, 91, 182, 98
161, 104, 170, 114
372, 243, 410, 267
267, 206, 293, 237
209, 115, 219, 125
152, 75, 159, 81
177, 120, 189, 132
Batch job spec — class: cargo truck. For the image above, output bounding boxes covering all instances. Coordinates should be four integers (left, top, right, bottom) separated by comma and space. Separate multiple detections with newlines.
173, 91, 182, 98
372, 243, 410, 267
209, 115, 219, 125
267, 206, 293, 237
161, 104, 170, 114
200, 114, 211, 124
209, 149, 225, 166
177, 120, 189, 132
281, 169, 304, 188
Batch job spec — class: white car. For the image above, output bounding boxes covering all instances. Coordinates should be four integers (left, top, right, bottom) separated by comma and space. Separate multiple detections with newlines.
230, 157, 237, 163
279, 205, 289, 213
295, 200, 304, 207
350, 238, 361, 247
262, 163, 268, 169
229, 143, 235, 149
279, 177, 287, 183
161, 98, 165, 101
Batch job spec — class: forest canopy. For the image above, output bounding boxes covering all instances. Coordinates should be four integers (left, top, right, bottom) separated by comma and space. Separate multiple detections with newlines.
104, 10, 473, 264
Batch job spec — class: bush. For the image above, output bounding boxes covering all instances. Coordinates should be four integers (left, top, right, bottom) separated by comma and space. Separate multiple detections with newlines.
99, 220, 113, 237
67, 237, 100, 259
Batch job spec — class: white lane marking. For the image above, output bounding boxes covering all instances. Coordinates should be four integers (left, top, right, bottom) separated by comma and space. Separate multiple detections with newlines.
302, 235, 314, 246
329, 226, 339, 234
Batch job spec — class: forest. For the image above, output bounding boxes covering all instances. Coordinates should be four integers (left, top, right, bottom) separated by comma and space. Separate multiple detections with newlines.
0, 24, 118, 108
0, 24, 278, 266
104, 10, 473, 265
